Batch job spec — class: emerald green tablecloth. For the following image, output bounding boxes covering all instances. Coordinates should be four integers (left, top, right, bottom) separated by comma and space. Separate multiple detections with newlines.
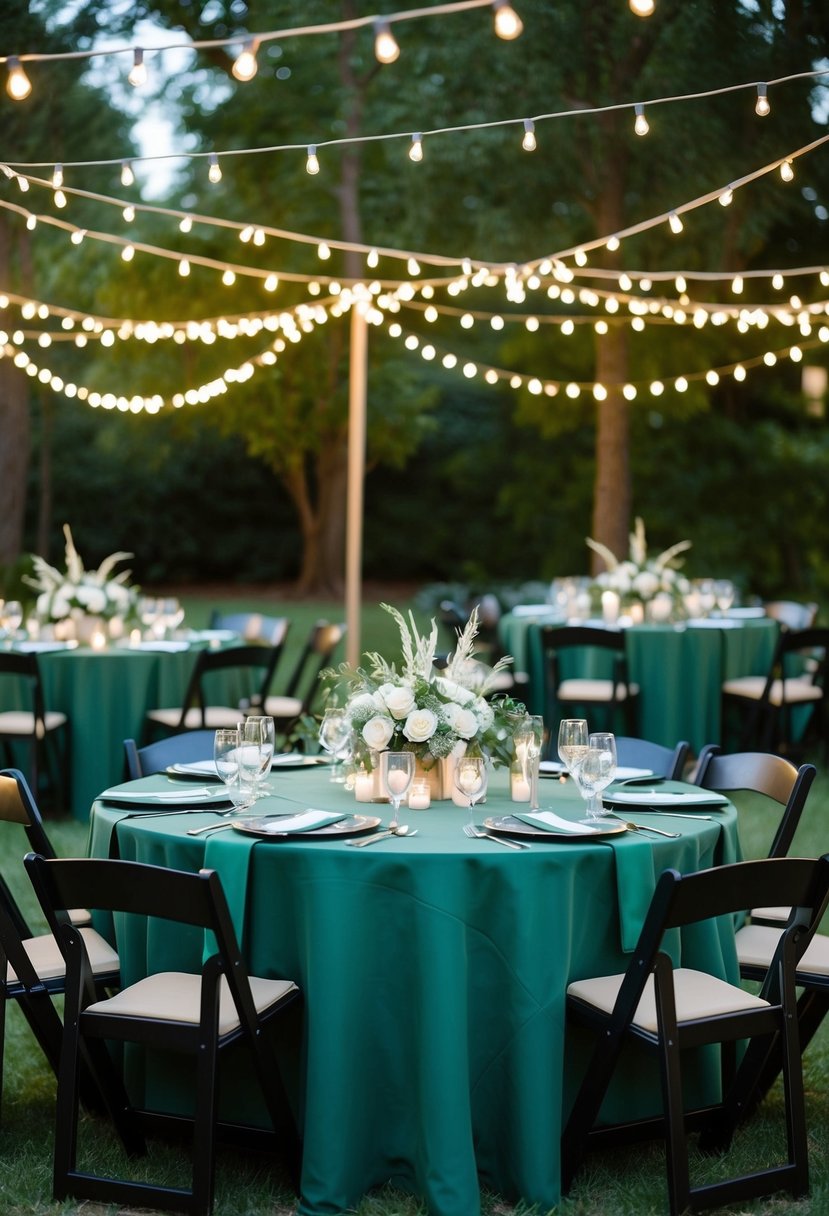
88, 767, 739, 1216
499, 613, 779, 752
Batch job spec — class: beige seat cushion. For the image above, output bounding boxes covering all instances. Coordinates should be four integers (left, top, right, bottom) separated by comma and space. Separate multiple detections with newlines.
722, 676, 823, 705
750, 906, 789, 923
146, 706, 246, 730
86, 972, 298, 1036
0, 710, 68, 736
558, 679, 639, 703
7, 927, 119, 985
567, 966, 769, 1034
736, 924, 829, 977
261, 696, 304, 721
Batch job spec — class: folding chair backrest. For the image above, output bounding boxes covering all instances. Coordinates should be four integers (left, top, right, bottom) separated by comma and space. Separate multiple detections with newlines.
281, 621, 346, 712
0, 653, 48, 726
0, 768, 57, 859
615, 736, 689, 780
177, 644, 283, 729
695, 748, 815, 858
208, 613, 291, 647
764, 601, 819, 631
124, 730, 216, 779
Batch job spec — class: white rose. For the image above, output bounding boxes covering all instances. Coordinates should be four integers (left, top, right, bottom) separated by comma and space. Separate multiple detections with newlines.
434, 676, 476, 705
74, 583, 107, 614
441, 702, 465, 730
106, 582, 130, 606
362, 716, 395, 750
633, 571, 660, 600
474, 699, 495, 730
51, 592, 72, 620
403, 708, 438, 743
348, 692, 382, 717
382, 684, 417, 720
453, 708, 479, 739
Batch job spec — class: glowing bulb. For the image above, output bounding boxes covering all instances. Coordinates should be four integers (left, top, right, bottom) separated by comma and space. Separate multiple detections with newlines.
409, 134, 423, 162
208, 153, 222, 184
70, 229, 85, 245
128, 47, 147, 87
522, 119, 536, 151
675, 275, 686, 294
6, 57, 32, 101
306, 145, 320, 175
318, 242, 331, 260
668, 211, 683, 234
633, 103, 649, 136
51, 164, 63, 188
122, 204, 135, 222
606, 236, 620, 252
121, 244, 135, 262
493, 2, 523, 39
180, 215, 193, 233
231, 40, 258, 82
179, 259, 190, 277
222, 269, 236, 286
719, 186, 733, 206
705, 370, 719, 386
574, 248, 588, 267
121, 160, 135, 187
367, 248, 379, 269
53, 189, 66, 208
780, 159, 794, 182
629, 0, 655, 13
26, 215, 36, 231
772, 273, 784, 290
374, 20, 400, 63
407, 257, 421, 275
755, 83, 770, 116
733, 365, 746, 381
731, 275, 744, 294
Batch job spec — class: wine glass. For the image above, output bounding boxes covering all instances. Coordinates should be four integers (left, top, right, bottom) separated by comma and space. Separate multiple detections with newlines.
318, 707, 352, 784
240, 715, 275, 799
575, 732, 617, 821
453, 755, 489, 825
714, 579, 735, 617
557, 718, 589, 780
1, 600, 23, 641
381, 751, 415, 830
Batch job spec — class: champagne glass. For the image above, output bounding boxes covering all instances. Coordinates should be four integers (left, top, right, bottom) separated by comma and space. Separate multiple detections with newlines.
453, 755, 489, 826
575, 732, 617, 821
557, 718, 589, 780
381, 751, 415, 830
319, 707, 352, 784
240, 716, 275, 799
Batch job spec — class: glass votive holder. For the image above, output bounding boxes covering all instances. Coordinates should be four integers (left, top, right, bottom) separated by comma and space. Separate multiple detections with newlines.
407, 777, 431, 810
354, 766, 380, 803
510, 761, 531, 803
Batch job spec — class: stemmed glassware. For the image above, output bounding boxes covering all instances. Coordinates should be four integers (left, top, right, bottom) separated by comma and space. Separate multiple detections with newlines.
0, 600, 23, 642
574, 732, 618, 821
239, 716, 275, 799
381, 751, 415, 829
453, 755, 489, 825
318, 707, 353, 783
557, 719, 589, 779
213, 728, 253, 811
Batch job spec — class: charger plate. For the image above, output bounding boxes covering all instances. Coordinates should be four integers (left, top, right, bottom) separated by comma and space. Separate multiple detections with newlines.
484, 814, 627, 841
231, 814, 381, 840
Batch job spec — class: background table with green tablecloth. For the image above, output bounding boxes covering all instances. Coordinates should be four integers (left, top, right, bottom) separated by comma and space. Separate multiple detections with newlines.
88, 766, 740, 1216
499, 612, 779, 752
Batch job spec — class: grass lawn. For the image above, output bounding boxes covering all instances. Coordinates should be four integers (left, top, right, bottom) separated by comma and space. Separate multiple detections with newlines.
1, 589, 827, 1214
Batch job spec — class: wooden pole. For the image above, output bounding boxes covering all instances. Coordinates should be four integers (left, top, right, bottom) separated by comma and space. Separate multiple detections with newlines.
345, 304, 368, 668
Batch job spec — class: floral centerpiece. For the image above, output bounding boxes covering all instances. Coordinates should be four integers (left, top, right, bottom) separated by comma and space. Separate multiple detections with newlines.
586, 517, 691, 618
333, 604, 525, 789
24, 524, 138, 637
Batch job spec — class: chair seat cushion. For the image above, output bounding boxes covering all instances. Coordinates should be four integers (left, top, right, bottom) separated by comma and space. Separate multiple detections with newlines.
557, 679, 639, 702
261, 696, 304, 721
86, 971, 298, 1036
722, 676, 823, 705
750, 906, 789, 923
146, 706, 246, 730
0, 710, 68, 736
7, 927, 119, 985
737, 924, 829, 977
567, 966, 769, 1033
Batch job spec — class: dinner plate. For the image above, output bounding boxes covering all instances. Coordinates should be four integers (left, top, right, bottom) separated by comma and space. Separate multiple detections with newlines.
484, 814, 627, 841
166, 761, 220, 779
270, 754, 331, 769
231, 814, 381, 840
605, 790, 728, 809
99, 785, 233, 808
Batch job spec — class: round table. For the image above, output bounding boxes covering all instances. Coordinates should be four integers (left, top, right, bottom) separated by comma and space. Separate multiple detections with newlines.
499, 611, 779, 752
88, 765, 740, 1216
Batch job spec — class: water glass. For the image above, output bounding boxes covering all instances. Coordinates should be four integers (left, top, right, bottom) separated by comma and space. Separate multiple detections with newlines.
213, 728, 251, 809
319, 707, 352, 783
576, 732, 618, 820
240, 716, 275, 798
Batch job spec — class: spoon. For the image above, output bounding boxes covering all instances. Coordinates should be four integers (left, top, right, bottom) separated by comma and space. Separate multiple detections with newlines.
346, 825, 417, 847
606, 814, 680, 839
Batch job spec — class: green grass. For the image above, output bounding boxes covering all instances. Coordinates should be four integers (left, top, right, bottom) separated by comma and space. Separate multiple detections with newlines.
2, 588, 828, 1214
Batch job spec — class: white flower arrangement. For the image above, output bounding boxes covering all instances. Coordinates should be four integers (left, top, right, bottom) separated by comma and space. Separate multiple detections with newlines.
335, 604, 524, 769
24, 524, 138, 623
586, 517, 692, 606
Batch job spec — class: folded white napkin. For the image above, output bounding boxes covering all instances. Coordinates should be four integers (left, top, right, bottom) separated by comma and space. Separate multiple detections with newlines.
608, 790, 727, 806
249, 808, 347, 834
14, 640, 76, 652
170, 761, 218, 777
514, 810, 604, 834
614, 766, 653, 779
100, 785, 224, 804
128, 640, 191, 652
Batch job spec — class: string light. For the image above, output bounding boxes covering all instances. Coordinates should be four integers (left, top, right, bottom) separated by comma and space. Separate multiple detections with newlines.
318, 242, 331, 260
718, 186, 734, 206
222, 269, 236, 286
70, 229, 84, 244
629, 0, 655, 13
408, 133, 423, 162
366, 249, 379, 269
122, 204, 135, 222
127, 47, 146, 87
305, 145, 320, 175
51, 164, 63, 189
231, 39, 259, 82
732, 275, 744, 294
374, 20, 400, 64
178, 259, 190, 276
633, 103, 649, 136
53, 189, 67, 208
780, 159, 794, 182
492, 2, 523, 40
179, 215, 193, 233
522, 119, 536, 151
120, 160, 135, 187
121, 244, 135, 262
755, 82, 770, 116
207, 153, 222, 184
6, 57, 32, 100
668, 211, 683, 234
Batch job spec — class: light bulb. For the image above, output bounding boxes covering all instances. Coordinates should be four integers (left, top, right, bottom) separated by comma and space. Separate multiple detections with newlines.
780, 159, 794, 182
772, 273, 784, 290
731, 275, 744, 294
179, 215, 193, 233
178, 259, 190, 276
408, 257, 421, 275
208, 153, 222, 184
232, 39, 258, 82
755, 83, 770, 116
318, 242, 331, 260
367, 249, 379, 268
668, 211, 683, 234
675, 275, 686, 293
51, 164, 63, 188
493, 1, 523, 39
6, 57, 32, 101
306, 145, 320, 175
121, 244, 135, 262
374, 20, 400, 64
522, 119, 536, 151
719, 186, 734, 206
123, 204, 135, 222
629, 0, 655, 13
121, 160, 135, 187
633, 103, 649, 136
222, 269, 235, 286
128, 47, 147, 87
70, 229, 85, 245
54, 189, 67, 208
606, 236, 620, 252
408, 134, 423, 162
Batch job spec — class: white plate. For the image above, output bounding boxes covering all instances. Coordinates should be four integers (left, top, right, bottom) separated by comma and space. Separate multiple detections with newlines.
99, 784, 232, 807
606, 790, 728, 808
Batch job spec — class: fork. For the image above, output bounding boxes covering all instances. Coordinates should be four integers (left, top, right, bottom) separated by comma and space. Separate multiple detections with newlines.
464, 823, 530, 850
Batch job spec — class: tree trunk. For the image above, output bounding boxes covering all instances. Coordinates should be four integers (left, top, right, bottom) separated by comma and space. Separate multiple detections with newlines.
0, 215, 31, 566
591, 330, 631, 571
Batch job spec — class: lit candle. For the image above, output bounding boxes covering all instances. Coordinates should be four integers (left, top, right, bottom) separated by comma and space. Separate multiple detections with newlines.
25, 617, 40, 639
354, 770, 377, 802
129, 628, 142, 647
90, 628, 107, 650
510, 763, 531, 802
408, 779, 431, 810
601, 590, 620, 624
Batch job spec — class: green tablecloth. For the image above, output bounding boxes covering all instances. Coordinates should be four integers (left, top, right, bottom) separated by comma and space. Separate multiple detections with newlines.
88, 767, 740, 1216
499, 613, 779, 752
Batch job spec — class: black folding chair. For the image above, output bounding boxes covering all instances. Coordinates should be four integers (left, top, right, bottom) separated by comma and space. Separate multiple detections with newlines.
207, 613, 290, 647
0, 652, 70, 809
255, 621, 346, 741
562, 855, 829, 1215
539, 625, 640, 737
25, 854, 301, 1216
144, 644, 284, 738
